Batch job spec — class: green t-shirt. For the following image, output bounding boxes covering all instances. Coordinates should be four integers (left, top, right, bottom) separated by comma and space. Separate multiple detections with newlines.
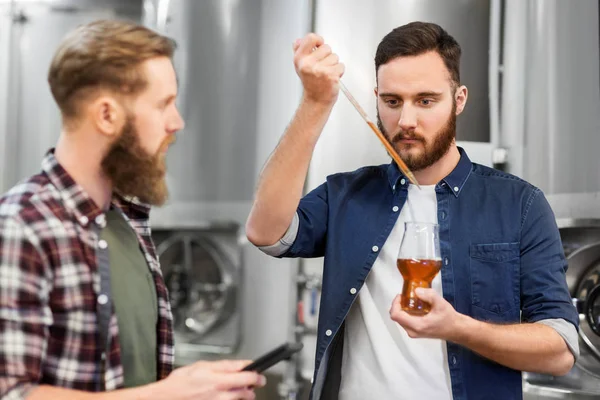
101, 209, 158, 388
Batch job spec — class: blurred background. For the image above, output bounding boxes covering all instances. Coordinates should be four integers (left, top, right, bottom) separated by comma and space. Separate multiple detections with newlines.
2, 0, 600, 399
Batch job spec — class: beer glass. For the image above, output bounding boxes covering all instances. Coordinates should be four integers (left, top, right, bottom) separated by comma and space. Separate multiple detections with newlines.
397, 222, 442, 315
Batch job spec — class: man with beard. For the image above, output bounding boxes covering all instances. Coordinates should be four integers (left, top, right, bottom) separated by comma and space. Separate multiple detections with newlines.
0, 20, 264, 400
246, 22, 578, 400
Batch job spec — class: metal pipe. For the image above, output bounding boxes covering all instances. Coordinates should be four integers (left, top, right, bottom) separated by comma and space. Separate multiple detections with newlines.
156, 0, 170, 32
0, 1, 14, 192
488, 0, 501, 150
500, 0, 529, 177
4, 1, 25, 190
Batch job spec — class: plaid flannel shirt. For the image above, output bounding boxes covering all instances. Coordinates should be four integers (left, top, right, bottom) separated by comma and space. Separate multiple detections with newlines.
0, 150, 174, 399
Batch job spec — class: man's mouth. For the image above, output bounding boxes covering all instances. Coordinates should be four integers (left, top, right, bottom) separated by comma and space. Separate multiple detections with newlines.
393, 135, 424, 144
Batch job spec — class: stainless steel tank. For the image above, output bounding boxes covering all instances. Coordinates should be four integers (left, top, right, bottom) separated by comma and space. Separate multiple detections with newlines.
0, 0, 143, 192
499, 0, 600, 195
154, 0, 262, 211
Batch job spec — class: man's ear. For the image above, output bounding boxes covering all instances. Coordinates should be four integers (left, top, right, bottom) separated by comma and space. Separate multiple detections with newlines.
455, 85, 468, 115
89, 95, 126, 138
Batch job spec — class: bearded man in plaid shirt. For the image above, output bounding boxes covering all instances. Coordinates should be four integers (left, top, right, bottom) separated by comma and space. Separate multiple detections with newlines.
0, 19, 265, 400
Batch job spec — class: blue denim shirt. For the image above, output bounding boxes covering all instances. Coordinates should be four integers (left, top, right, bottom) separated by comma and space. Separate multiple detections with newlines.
276, 148, 578, 400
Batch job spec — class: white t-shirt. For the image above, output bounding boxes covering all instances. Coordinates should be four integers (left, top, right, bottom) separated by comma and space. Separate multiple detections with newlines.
339, 184, 453, 400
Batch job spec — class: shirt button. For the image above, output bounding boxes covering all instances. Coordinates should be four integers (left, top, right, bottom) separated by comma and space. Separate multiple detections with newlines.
400, 179, 406, 185
350, 288, 357, 295
79, 216, 89, 226
392, 206, 399, 212
325, 329, 333, 337
444, 258, 449, 266
95, 214, 106, 227
97, 294, 109, 305
451, 356, 457, 365
453, 186, 459, 192
98, 240, 108, 249
372, 246, 379, 252
146, 254, 153, 262
441, 211, 446, 220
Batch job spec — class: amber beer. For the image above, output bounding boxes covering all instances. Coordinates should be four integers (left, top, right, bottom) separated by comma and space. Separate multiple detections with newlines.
397, 258, 442, 315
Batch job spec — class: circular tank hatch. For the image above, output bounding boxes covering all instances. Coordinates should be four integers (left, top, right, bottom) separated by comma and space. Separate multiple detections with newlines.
156, 233, 238, 339
567, 242, 600, 378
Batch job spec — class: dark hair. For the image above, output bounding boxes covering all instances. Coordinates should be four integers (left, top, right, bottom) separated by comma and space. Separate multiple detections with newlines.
48, 19, 176, 119
375, 21, 461, 86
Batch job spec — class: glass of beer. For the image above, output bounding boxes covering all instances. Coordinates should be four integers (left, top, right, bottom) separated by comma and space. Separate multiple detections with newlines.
397, 222, 442, 315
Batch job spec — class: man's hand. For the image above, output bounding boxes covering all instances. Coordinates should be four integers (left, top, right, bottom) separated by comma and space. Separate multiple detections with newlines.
154, 359, 267, 400
24, 360, 267, 400
389, 288, 465, 341
389, 288, 575, 375
293, 33, 345, 106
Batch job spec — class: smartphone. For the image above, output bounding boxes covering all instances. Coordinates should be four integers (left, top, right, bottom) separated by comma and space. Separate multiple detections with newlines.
242, 342, 304, 373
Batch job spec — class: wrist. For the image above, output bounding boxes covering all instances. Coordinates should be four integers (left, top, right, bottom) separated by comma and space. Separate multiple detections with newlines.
448, 312, 478, 345
300, 94, 336, 111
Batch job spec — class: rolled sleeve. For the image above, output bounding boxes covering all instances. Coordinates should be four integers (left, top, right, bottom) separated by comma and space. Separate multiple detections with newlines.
259, 182, 329, 259
0, 217, 51, 399
536, 318, 580, 361
258, 212, 299, 257
520, 189, 579, 328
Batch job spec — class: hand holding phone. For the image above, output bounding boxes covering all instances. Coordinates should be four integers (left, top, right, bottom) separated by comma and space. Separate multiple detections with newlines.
242, 342, 303, 373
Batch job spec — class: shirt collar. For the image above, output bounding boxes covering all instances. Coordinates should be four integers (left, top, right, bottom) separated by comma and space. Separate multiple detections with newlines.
386, 146, 473, 197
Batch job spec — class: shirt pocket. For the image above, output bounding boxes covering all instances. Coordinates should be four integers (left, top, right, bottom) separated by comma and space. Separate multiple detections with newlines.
470, 242, 520, 316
